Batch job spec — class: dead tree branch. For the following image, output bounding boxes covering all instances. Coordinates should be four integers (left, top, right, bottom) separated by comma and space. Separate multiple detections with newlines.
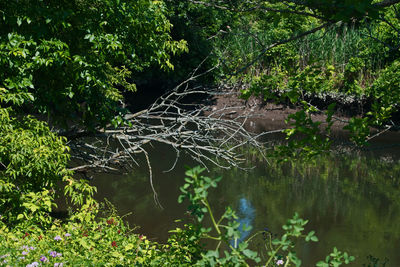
66, 87, 279, 175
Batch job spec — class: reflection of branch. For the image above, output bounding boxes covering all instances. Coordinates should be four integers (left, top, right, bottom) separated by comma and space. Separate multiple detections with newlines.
366, 125, 393, 142
140, 147, 163, 209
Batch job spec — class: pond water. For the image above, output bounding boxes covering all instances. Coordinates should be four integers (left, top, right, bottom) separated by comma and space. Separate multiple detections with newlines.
91, 128, 400, 266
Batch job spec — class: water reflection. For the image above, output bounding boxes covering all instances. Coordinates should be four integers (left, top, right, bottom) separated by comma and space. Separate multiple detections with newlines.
231, 198, 255, 248
91, 144, 400, 266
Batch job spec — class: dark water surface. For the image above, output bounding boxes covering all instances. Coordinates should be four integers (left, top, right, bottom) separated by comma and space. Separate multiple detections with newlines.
92, 130, 400, 266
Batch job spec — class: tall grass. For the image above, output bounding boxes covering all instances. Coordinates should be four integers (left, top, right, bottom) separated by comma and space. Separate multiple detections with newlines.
296, 24, 386, 72
216, 21, 389, 76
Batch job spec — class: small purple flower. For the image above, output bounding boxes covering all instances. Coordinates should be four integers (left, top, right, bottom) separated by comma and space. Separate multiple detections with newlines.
64, 233, 71, 237
54, 263, 64, 267
276, 259, 284, 265
22, 245, 29, 250
19, 256, 25, 260
40, 256, 48, 262
29, 246, 35, 250
27, 262, 39, 267
22, 250, 29, 255
49, 251, 62, 258
54, 235, 62, 241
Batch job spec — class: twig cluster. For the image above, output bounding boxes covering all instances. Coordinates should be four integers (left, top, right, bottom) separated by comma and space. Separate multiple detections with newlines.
68, 87, 272, 174
66, 85, 277, 207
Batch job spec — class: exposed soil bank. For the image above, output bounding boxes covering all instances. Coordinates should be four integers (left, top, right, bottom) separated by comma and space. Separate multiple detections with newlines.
205, 89, 400, 153
206, 90, 349, 130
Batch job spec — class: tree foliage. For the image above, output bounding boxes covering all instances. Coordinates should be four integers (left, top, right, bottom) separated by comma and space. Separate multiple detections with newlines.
0, 0, 187, 128
0, 0, 187, 227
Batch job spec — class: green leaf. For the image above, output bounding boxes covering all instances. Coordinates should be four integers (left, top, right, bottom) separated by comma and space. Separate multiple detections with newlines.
316, 261, 329, 267
242, 249, 258, 259
124, 243, 134, 251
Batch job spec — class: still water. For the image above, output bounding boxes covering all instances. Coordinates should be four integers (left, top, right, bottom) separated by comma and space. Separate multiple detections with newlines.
92, 132, 400, 266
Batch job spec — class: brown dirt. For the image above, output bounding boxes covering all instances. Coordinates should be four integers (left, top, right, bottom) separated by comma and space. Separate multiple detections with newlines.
205, 91, 349, 132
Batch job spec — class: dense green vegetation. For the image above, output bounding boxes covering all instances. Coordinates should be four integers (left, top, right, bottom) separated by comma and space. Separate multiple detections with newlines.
212, 2, 400, 147
1, 0, 400, 266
